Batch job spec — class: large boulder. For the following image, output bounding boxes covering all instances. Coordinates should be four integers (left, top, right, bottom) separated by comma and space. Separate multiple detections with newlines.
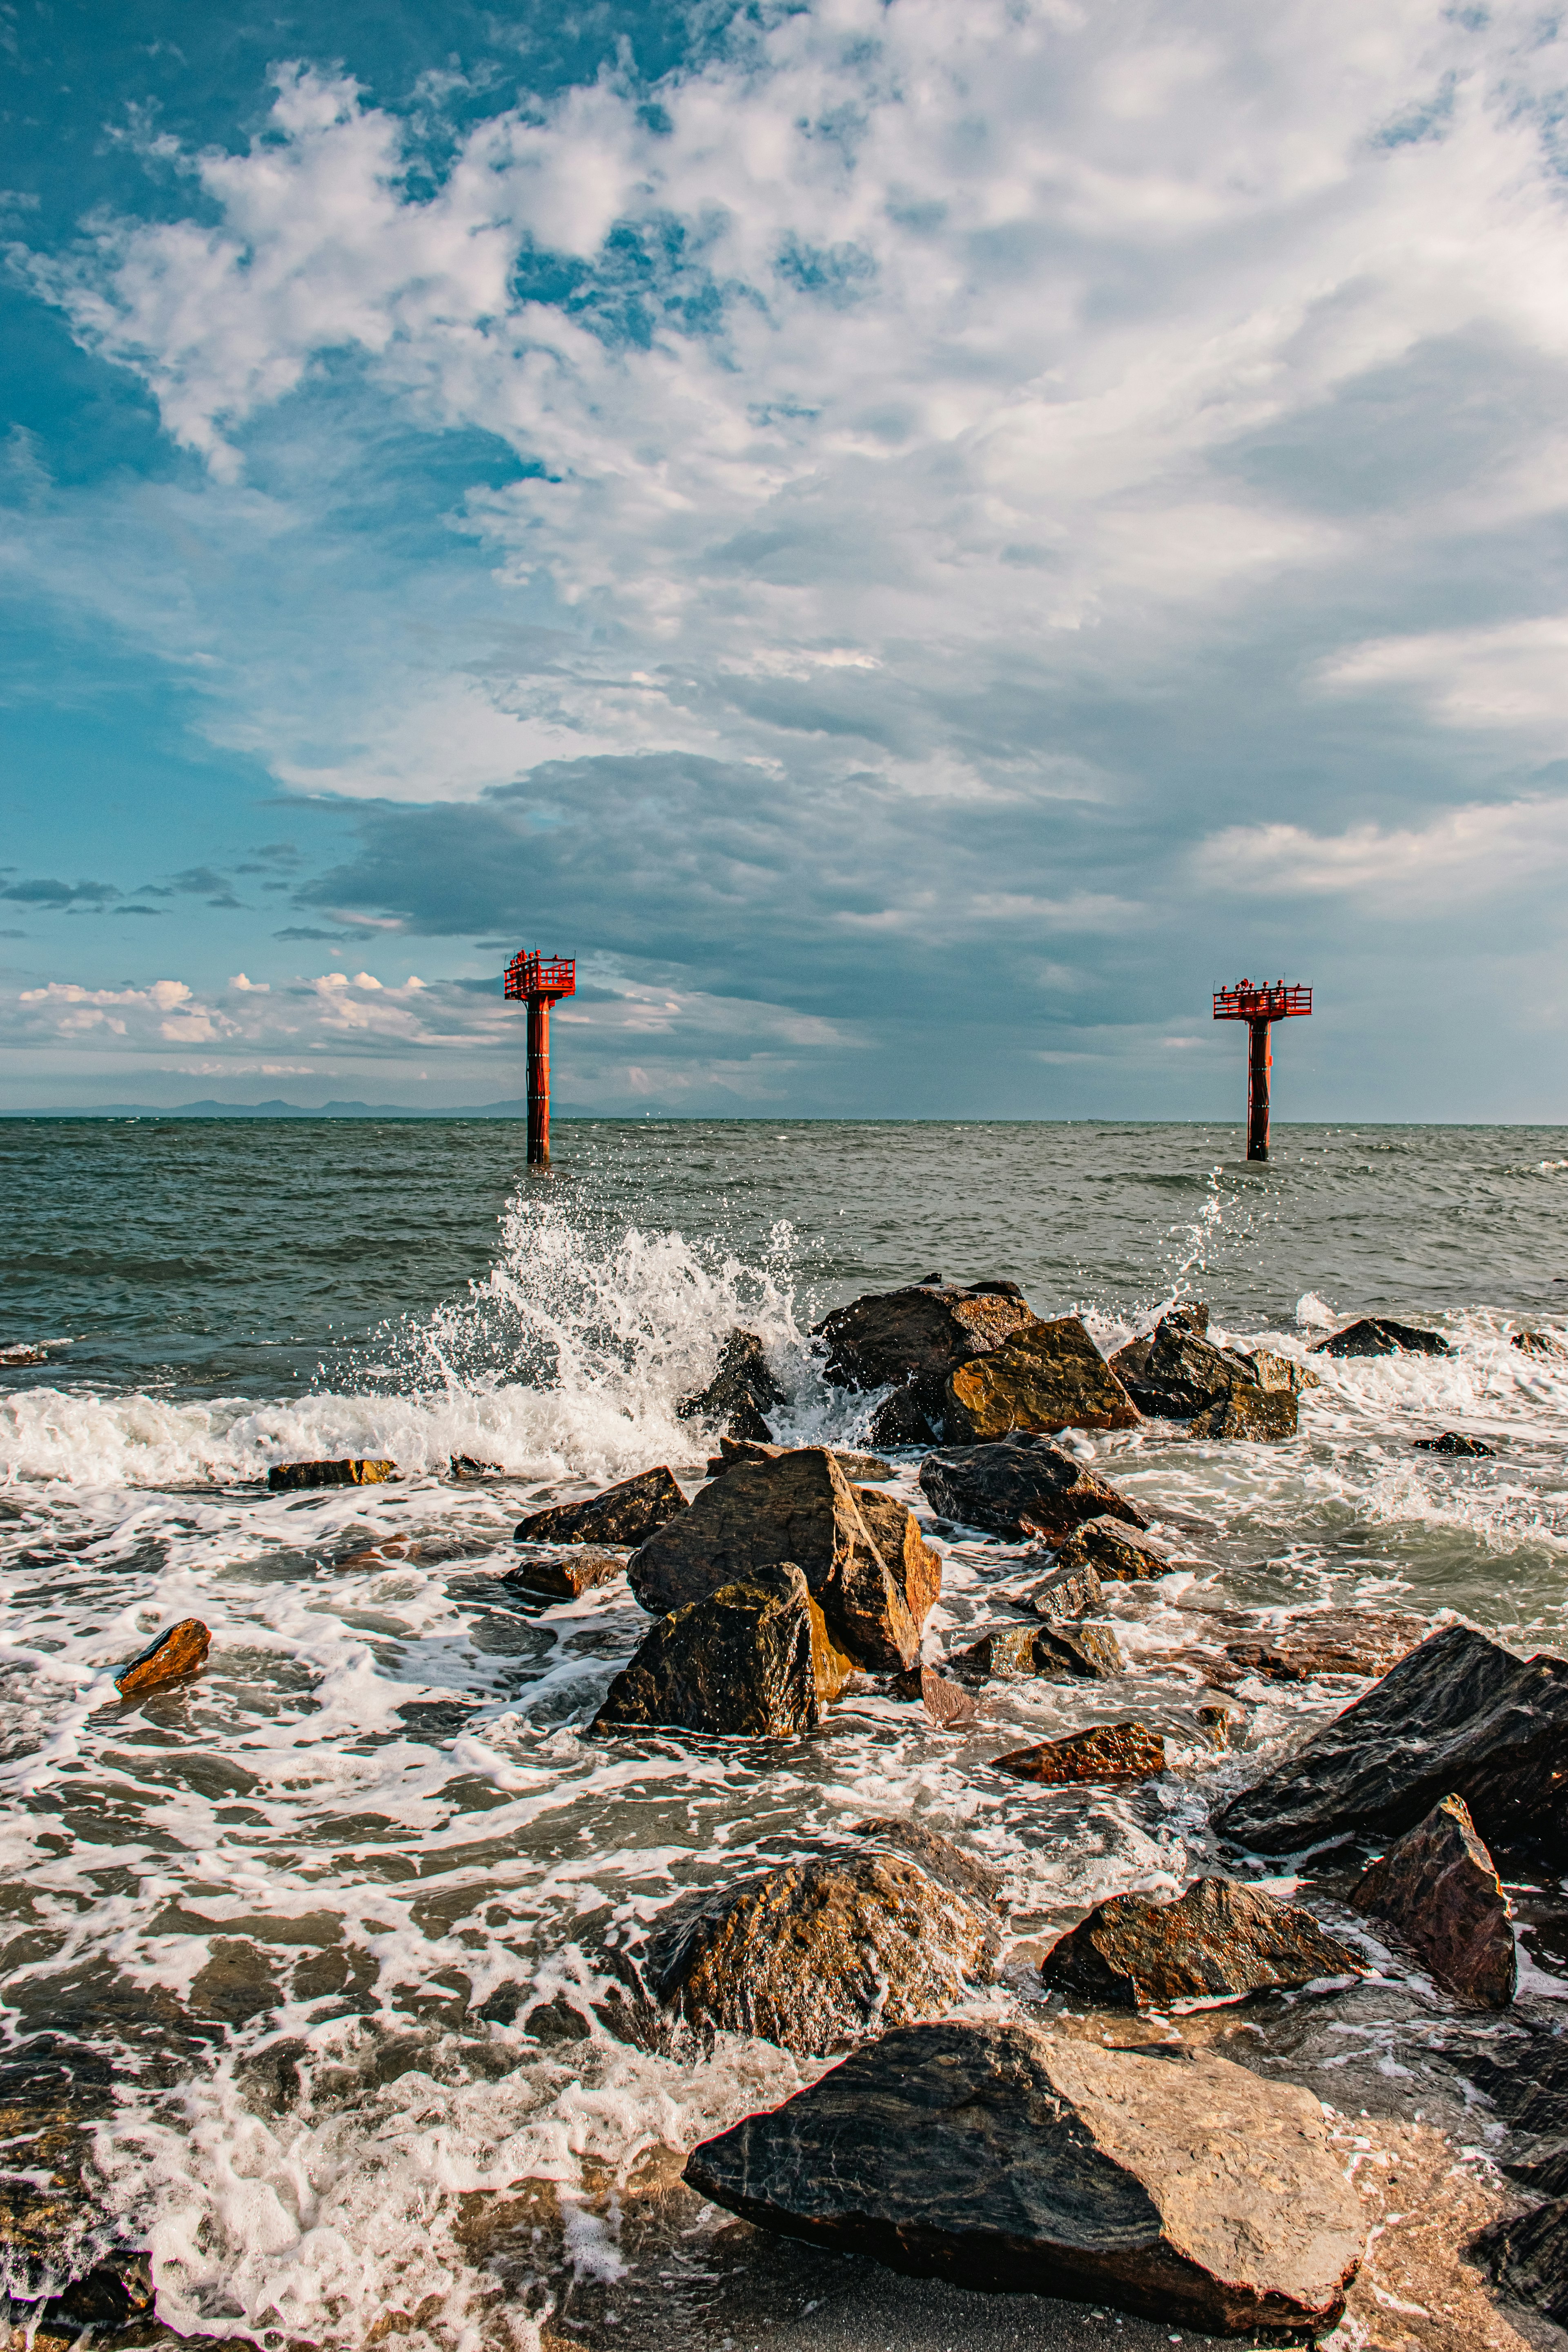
590, 1564, 853, 1738
676, 1329, 787, 1441
515, 1465, 686, 1548
942, 1316, 1140, 1441
1214, 1624, 1568, 1856
1054, 1516, 1173, 1582
1040, 1878, 1364, 2011
847, 1814, 1004, 1908
627, 1448, 937, 1673
919, 1435, 1149, 1542
1310, 1317, 1451, 1358
1350, 1793, 1516, 2007
1120, 1316, 1261, 1419
684, 2021, 1364, 2336
645, 1849, 998, 2054
994, 1721, 1165, 1784
1189, 1387, 1298, 1441
813, 1279, 1039, 1443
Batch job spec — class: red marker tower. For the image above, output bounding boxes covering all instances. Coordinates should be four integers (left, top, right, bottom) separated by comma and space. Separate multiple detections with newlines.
504, 950, 575, 1168
1213, 978, 1312, 1162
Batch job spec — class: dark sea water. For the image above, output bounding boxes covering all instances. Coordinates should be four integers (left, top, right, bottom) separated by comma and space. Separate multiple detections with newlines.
4, 1117, 1568, 2351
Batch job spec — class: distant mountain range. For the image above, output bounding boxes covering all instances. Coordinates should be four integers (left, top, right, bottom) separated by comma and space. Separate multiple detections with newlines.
5, 1098, 540, 1119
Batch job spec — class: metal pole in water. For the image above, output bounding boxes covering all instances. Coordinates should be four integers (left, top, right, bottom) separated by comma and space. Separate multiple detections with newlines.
1247, 1017, 1272, 1162
504, 950, 576, 1173
1213, 978, 1310, 1161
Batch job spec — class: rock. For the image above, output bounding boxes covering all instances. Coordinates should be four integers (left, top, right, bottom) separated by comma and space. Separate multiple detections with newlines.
918, 1436, 1149, 1542
1245, 1348, 1321, 1393
503, 1549, 625, 1600
706, 1436, 894, 1481
627, 1448, 936, 1673
1350, 1793, 1516, 2007
1214, 1623, 1568, 1856
645, 1853, 998, 2054
949, 1621, 1123, 1682
1220, 1609, 1427, 1684
1053, 1516, 1172, 1582
921, 1665, 983, 1726
1310, 1317, 1451, 1358
815, 1280, 1040, 1443
994, 1720, 1165, 1784
1513, 1329, 1565, 1358
1121, 1315, 1261, 1420
1475, 2196, 1568, 2327
449, 1454, 507, 1477
1004, 1559, 1105, 1620
267, 1457, 396, 1491
1040, 1876, 1364, 2011
514, 1464, 687, 1548
0, 2040, 153, 2330
848, 1815, 1004, 1909
1199, 1703, 1239, 1748
676, 1329, 787, 1441
1413, 1431, 1497, 1456
591, 1563, 853, 1738
1109, 1334, 1153, 1383
683, 2020, 1365, 2336
0, 1341, 49, 1366
942, 1316, 1140, 1441
114, 1617, 210, 1697
1188, 1385, 1298, 1441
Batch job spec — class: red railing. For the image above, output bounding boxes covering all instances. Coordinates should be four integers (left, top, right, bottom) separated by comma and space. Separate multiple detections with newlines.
504, 952, 577, 1002
1213, 980, 1311, 1022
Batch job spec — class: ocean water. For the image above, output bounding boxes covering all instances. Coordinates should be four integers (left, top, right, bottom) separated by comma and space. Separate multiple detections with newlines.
4, 1116, 1568, 2351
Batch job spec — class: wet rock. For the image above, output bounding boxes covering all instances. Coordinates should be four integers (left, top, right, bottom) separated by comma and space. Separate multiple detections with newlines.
706, 1436, 893, 1481
1188, 1385, 1298, 1441
1245, 1348, 1321, 1393
1214, 1622, 1568, 1856
994, 1720, 1165, 1784
918, 1435, 1149, 1543
645, 1852, 998, 2054
1198, 1703, 1240, 1749
920, 1665, 984, 1725
1413, 1430, 1497, 1456
949, 1620, 1123, 1682
515, 1464, 687, 1548
1040, 1876, 1364, 2011
1474, 2196, 1568, 2327
503, 1549, 626, 1601
628, 1448, 935, 1673
0, 1341, 49, 1366
1053, 1516, 1172, 1582
591, 1563, 853, 1738
1219, 1608, 1427, 1685
848, 1815, 1004, 1909
1002, 1559, 1105, 1621
114, 1616, 210, 1697
267, 1456, 397, 1491
1513, 1329, 1565, 1358
942, 1316, 1141, 1441
684, 2020, 1364, 2336
1122, 1315, 1261, 1420
676, 1328, 787, 1441
449, 1453, 508, 1477
815, 1279, 1039, 1443
1109, 1334, 1153, 1383
0, 2039, 151, 2330
1351, 1792, 1516, 2007
1310, 1316, 1451, 1358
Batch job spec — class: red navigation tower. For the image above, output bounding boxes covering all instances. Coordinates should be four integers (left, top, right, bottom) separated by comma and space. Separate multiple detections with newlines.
1213, 978, 1312, 1162
503, 950, 575, 1168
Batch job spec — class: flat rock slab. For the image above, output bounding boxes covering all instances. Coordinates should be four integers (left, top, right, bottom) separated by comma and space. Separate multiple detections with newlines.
592, 1564, 853, 1738
114, 1617, 210, 1697
503, 1549, 626, 1600
515, 1464, 686, 1547
1054, 1517, 1172, 1582
995, 1720, 1165, 1784
1040, 1876, 1364, 2011
1352, 1792, 1516, 2007
1310, 1317, 1451, 1358
919, 1436, 1149, 1542
943, 1316, 1140, 1440
950, 1621, 1123, 1682
646, 1853, 998, 2054
1215, 1622, 1568, 1856
683, 2020, 1365, 2336
268, 1457, 396, 1491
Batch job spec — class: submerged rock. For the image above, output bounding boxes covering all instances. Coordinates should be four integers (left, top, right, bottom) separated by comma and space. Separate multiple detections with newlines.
677, 1328, 786, 1441
814, 1279, 1039, 1443
920, 1665, 984, 1726
1351, 1793, 1516, 2007
114, 1617, 210, 1697
942, 1316, 1140, 1441
504, 1549, 626, 1601
268, 1457, 396, 1492
684, 2020, 1365, 2336
1512, 1329, 1565, 1358
918, 1436, 1149, 1542
847, 1815, 1004, 1908
1310, 1317, 1451, 1358
949, 1620, 1123, 1682
0, 2040, 153, 2331
591, 1563, 853, 1738
1053, 1516, 1172, 1582
1214, 1623, 1568, 1855
1188, 1386, 1298, 1441
1220, 1609, 1426, 1685
645, 1851, 998, 2054
515, 1464, 687, 1548
1413, 1431, 1497, 1456
1040, 1877, 1364, 2011
994, 1720, 1165, 1784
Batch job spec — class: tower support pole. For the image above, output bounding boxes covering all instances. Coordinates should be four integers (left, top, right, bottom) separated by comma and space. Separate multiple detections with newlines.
526, 997, 551, 1168
1247, 1018, 1272, 1161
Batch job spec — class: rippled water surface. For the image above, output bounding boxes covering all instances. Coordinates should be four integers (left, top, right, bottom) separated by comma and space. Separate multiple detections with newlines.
4, 1116, 1568, 2351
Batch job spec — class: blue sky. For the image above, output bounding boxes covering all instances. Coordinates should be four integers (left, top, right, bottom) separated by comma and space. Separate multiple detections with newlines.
6, 0, 1568, 1117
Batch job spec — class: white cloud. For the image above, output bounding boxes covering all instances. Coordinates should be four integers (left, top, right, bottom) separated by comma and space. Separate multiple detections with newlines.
1320, 616, 1568, 739
1196, 794, 1568, 903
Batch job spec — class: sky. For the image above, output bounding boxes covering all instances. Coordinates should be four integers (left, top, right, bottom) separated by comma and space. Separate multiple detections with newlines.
5, 0, 1568, 1119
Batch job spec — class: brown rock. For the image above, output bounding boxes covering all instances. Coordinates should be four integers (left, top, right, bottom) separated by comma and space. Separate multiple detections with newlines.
1222, 1608, 1427, 1684
994, 1720, 1165, 1784
676, 1328, 787, 1441
115, 1617, 210, 1697
814, 1280, 1038, 1392
921, 1665, 983, 1726
267, 1457, 396, 1492
1245, 1348, 1321, 1393
918, 1435, 1149, 1542
1351, 1793, 1516, 2007
1513, 1329, 1565, 1358
591, 1563, 853, 1738
1121, 1316, 1261, 1419
950, 1621, 1123, 1682
504, 1549, 626, 1601
1109, 1334, 1153, 1383
943, 1316, 1140, 1441
1188, 1385, 1298, 1441
999, 1559, 1104, 1620
853, 1483, 942, 1630
1053, 1516, 1172, 1582
706, 1437, 893, 1481
1040, 1876, 1365, 2010
1413, 1430, 1497, 1455
515, 1465, 686, 1548
848, 1815, 1004, 1908
1310, 1316, 1451, 1358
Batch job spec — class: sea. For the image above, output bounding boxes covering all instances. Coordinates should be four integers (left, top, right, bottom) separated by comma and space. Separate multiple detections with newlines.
4, 1115, 1568, 2352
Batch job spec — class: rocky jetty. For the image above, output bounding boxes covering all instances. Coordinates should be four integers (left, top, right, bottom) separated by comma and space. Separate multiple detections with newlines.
918, 1435, 1149, 1541
1040, 1877, 1364, 2009
684, 2020, 1365, 2336
813, 1277, 1038, 1444
676, 1328, 786, 1441
504, 1549, 625, 1600
942, 1315, 1140, 1439
1351, 1793, 1516, 2006
592, 1563, 852, 1737
995, 1720, 1165, 1783
114, 1617, 210, 1697
1310, 1316, 1451, 1358
1054, 1515, 1172, 1581
949, 1619, 1123, 1682
267, 1457, 396, 1491
515, 1464, 686, 1548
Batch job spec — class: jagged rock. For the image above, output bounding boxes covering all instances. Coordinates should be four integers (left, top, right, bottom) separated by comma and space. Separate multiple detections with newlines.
1351, 1793, 1516, 2007
949, 1621, 1123, 1682
921, 1665, 984, 1726
267, 1457, 396, 1491
1188, 1386, 1298, 1441
644, 1853, 998, 2054
1513, 1330, 1565, 1358
1053, 1517, 1172, 1582
918, 1436, 1149, 1543
515, 1464, 687, 1548
0, 2040, 152, 2330
1245, 1348, 1321, 1393
1310, 1317, 1451, 1358
1001, 1559, 1105, 1621
815, 1280, 1039, 1443
1220, 1609, 1426, 1684
943, 1316, 1140, 1441
676, 1329, 787, 1441
628, 1448, 936, 1673
0, 1342, 49, 1366
684, 2021, 1364, 2336
1214, 1623, 1568, 1855
848, 1815, 1004, 1908
1040, 1877, 1364, 2011
994, 1721, 1165, 1784
706, 1436, 893, 1481
114, 1617, 210, 1697
449, 1453, 508, 1477
1475, 2196, 1568, 2326
1109, 1334, 1153, 1383
1199, 1704, 1241, 1749
1122, 1316, 1262, 1420
504, 1549, 625, 1600
1413, 1431, 1496, 1456
591, 1563, 853, 1737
